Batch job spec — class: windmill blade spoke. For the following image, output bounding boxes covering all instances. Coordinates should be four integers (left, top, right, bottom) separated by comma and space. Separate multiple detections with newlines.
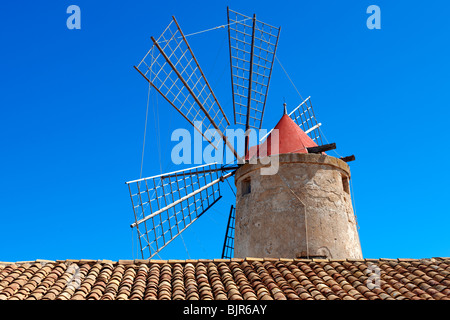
126, 163, 234, 259
288, 97, 324, 146
135, 17, 242, 162
227, 8, 281, 132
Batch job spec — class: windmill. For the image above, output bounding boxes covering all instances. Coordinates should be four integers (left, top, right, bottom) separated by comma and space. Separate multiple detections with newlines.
126, 8, 344, 260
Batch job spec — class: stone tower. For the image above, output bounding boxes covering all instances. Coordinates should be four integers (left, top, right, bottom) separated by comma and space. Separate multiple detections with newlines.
234, 112, 362, 259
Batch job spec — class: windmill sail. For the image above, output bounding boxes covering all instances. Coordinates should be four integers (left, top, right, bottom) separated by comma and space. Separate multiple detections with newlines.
289, 96, 323, 146
227, 8, 281, 132
127, 163, 234, 259
221, 205, 235, 259
259, 97, 324, 146
135, 17, 242, 162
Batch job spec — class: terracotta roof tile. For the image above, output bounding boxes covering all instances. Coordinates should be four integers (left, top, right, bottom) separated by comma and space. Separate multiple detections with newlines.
1, 258, 450, 300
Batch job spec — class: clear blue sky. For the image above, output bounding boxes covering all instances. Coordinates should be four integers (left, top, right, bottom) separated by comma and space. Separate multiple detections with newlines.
1, 1, 449, 262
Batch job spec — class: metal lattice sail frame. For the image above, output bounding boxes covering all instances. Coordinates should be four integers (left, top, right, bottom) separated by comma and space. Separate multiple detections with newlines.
289, 96, 323, 146
127, 163, 237, 259
135, 16, 241, 161
221, 205, 236, 259
227, 8, 281, 135
259, 96, 324, 146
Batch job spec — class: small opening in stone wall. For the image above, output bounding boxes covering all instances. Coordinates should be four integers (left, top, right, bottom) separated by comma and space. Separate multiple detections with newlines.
342, 175, 350, 194
242, 178, 251, 196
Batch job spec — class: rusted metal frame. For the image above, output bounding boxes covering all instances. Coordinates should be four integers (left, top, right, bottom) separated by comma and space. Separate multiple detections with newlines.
234, 95, 248, 104
142, 43, 195, 117
142, 179, 157, 257
163, 32, 185, 64
254, 18, 279, 31
249, 97, 264, 110
232, 65, 250, 73
227, 7, 238, 125
234, 92, 248, 100
169, 42, 193, 78
182, 170, 194, 225
194, 83, 211, 111
231, 45, 251, 55
230, 35, 252, 46
180, 62, 198, 86
154, 57, 176, 85
228, 9, 252, 24
249, 76, 269, 88
140, 60, 152, 78
151, 41, 222, 140
127, 163, 215, 185
253, 34, 277, 47
167, 175, 180, 236
233, 18, 255, 30
137, 46, 155, 70
254, 25, 278, 39
252, 61, 272, 72
149, 63, 173, 92
151, 178, 164, 252
253, 60, 271, 72
244, 14, 257, 154
227, 213, 235, 254
158, 26, 179, 52
148, 195, 222, 259
256, 26, 280, 130
251, 87, 267, 99
250, 98, 265, 110
203, 166, 212, 208
164, 27, 197, 81
159, 177, 174, 242
194, 167, 205, 217
172, 82, 187, 104
174, 55, 194, 83
174, 171, 187, 229
251, 51, 273, 65
221, 205, 235, 259
172, 16, 230, 127
228, 7, 251, 18
190, 182, 199, 222
230, 28, 253, 40
134, 66, 216, 148
233, 84, 249, 93
136, 18, 174, 69
135, 181, 153, 258
151, 34, 242, 163
253, 42, 275, 55
207, 167, 214, 206
233, 73, 251, 82
165, 77, 186, 104
128, 183, 145, 259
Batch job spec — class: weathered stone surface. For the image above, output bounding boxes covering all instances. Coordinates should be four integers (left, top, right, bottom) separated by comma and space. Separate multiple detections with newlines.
234, 153, 362, 259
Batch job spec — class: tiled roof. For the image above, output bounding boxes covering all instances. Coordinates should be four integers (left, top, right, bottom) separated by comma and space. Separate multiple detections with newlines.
1, 257, 449, 300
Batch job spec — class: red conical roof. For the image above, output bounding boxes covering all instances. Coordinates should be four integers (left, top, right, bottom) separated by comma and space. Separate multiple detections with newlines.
246, 114, 318, 160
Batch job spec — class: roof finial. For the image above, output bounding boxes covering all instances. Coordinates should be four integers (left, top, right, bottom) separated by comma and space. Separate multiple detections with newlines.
283, 101, 287, 115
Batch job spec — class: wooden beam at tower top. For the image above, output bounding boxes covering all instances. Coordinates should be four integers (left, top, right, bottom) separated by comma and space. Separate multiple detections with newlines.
306, 143, 336, 154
